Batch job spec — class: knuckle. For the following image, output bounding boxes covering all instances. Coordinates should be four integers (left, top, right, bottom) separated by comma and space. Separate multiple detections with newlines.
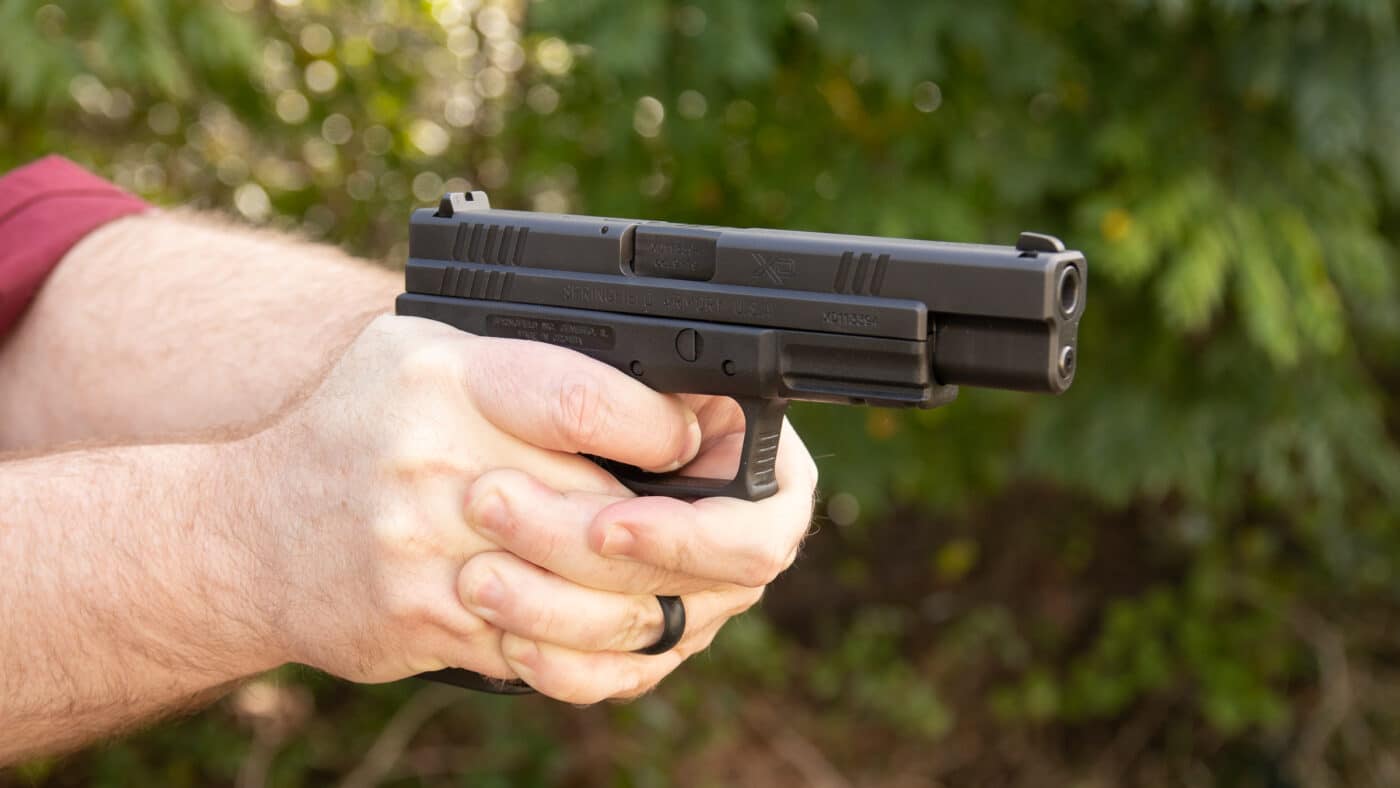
501, 634, 540, 668
613, 672, 656, 700
460, 555, 560, 640
619, 598, 656, 650
465, 472, 507, 508
501, 639, 620, 706
365, 313, 404, 339
447, 610, 494, 642
469, 476, 565, 564
736, 559, 772, 588
396, 341, 464, 387
462, 611, 493, 639
564, 688, 610, 706
457, 560, 506, 609
465, 484, 515, 540
515, 597, 557, 640
645, 564, 681, 595
504, 643, 581, 704
569, 682, 616, 706
621, 559, 677, 597
673, 637, 703, 662
383, 440, 472, 484
745, 545, 792, 587
379, 586, 435, 628
739, 565, 773, 588
372, 512, 439, 559
602, 667, 648, 703
501, 636, 558, 691
554, 374, 611, 451
744, 551, 789, 587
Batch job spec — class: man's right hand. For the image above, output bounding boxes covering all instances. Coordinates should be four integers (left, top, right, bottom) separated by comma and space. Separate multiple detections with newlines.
247, 315, 817, 702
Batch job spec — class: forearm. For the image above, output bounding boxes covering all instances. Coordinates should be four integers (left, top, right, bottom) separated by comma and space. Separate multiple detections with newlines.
0, 210, 400, 451
0, 435, 283, 763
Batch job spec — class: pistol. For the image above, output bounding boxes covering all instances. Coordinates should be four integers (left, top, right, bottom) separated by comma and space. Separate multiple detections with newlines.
396, 191, 1085, 690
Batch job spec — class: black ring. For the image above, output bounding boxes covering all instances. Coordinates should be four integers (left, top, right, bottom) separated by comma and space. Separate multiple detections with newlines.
633, 595, 685, 655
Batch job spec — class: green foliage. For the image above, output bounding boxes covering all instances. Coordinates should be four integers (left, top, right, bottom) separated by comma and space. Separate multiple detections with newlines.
3, 0, 1400, 785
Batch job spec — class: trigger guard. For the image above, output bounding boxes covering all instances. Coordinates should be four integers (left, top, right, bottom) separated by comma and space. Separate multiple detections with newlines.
593, 397, 788, 502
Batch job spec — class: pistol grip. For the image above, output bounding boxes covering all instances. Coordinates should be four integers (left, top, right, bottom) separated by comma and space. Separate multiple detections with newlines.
593, 397, 788, 503
416, 397, 787, 696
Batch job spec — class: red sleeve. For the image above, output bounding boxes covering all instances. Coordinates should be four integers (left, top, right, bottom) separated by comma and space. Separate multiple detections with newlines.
0, 156, 150, 338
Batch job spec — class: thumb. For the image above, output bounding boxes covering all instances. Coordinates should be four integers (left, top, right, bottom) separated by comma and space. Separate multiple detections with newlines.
466, 337, 702, 472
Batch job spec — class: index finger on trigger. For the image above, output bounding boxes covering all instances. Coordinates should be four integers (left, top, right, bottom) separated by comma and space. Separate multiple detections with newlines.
466, 337, 702, 473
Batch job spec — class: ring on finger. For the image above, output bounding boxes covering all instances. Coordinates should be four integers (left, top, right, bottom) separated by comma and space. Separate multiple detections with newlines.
633, 595, 685, 655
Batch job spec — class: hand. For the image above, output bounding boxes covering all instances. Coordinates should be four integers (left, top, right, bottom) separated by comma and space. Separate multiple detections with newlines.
249, 315, 817, 701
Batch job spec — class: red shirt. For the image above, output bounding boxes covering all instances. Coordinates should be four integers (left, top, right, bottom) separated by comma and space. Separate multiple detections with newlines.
0, 157, 149, 338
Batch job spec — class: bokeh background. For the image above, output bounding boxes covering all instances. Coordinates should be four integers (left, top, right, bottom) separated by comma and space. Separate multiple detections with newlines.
3, 0, 1400, 786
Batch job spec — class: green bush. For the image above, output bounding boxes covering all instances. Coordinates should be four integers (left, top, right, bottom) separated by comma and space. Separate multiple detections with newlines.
3, 1, 1398, 785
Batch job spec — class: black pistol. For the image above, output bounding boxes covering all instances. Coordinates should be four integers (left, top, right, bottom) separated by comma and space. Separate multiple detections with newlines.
396, 191, 1085, 691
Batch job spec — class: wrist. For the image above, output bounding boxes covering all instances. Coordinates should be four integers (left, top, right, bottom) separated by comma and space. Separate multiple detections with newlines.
227, 405, 372, 674
204, 430, 300, 675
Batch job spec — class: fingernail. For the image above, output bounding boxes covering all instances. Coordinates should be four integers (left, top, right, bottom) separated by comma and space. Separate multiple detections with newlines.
472, 491, 508, 535
597, 524, 636, 557
467, 572, 505, 617
660, 410, 703, 472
